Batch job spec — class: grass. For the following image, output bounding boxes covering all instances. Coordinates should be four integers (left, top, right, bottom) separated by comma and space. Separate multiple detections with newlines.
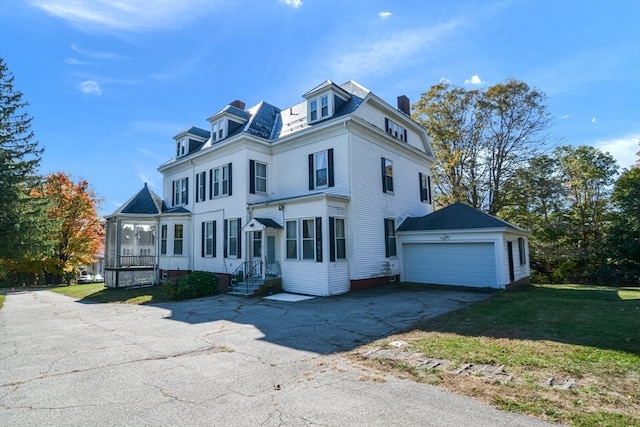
50, 283, 167, 304
353, 284, 640, 427
0, 293, 4, 310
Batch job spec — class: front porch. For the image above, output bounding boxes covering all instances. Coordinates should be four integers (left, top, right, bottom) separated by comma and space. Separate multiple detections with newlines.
230, 217, 284, 296
228, 260, 282, 297
104, 217, 158, 288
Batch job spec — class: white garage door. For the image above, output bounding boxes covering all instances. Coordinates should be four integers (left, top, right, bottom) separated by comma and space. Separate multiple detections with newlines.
404, 242, 497, 288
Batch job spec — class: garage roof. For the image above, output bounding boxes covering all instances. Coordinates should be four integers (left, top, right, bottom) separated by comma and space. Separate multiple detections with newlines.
398, 202, 525, 232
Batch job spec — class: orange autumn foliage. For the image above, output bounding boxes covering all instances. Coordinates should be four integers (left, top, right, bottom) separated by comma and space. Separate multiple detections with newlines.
36, 172, 103, 276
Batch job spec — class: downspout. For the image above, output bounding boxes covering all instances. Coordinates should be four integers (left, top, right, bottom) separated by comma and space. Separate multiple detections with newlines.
189, 159, 196, 273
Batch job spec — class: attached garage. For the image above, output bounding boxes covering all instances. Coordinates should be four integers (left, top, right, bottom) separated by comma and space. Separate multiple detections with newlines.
398, 202, 531, 290
404, 242, 497, 287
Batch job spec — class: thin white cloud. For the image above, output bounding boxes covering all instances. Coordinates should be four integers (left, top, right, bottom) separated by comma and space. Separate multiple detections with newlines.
31, 0, 212, 32
135, 146, 167, 161
64, 58, 88, 65
332, 20, 460, 78
559, 114, 570, 119
464, 75, 485, 85
78, 80, 102, 95
592, 117, 597, 123
594, 134, 639, 170
280, 0, 302, 8
379, 11, 392, 18
71, 43, 127, 60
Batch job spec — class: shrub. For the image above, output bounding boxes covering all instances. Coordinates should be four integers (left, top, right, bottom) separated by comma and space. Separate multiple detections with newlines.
162, 271, 220, 301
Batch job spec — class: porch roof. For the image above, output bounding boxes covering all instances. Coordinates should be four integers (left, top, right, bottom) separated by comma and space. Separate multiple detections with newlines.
243, 217, 283, 232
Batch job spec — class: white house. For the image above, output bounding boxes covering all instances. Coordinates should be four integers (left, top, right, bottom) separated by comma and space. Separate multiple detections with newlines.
104, 80, 530, 294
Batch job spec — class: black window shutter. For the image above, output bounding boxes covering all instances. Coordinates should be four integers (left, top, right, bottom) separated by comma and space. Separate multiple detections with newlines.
419, 173, 424, 201
185, 178, 189, 205
236, 217, 242, 257
228, 163, 233, 196
172, 181, 175, 206
427, 175, 432, 203
308, 154, 314, 190
381, 158, 387, 193
196, 173, 200, 202
404, 129, 408, 142
384, 219, 390, 258
201, 222, 205, 257
328, 148, 334, 187
223, 220, 228, 258
329, 217, 335, 262
315, 217, 322, 262
209, 169, 213, 199
212, 221, 217, 258
385, 118, 389, 132
249, 160, 255, 194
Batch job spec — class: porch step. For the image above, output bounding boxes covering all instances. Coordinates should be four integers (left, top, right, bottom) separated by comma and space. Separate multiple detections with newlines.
228, 280, 264, 297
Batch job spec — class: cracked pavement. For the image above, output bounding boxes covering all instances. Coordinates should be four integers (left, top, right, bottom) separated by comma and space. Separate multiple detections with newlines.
0, 285, 553, 426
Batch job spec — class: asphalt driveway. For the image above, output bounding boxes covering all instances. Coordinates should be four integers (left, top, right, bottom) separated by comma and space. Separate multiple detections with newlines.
0, 285, 553, 426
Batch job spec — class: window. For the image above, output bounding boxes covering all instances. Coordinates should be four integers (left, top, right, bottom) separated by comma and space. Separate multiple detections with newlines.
384, 218, 397, 258
210, 164, 232, 198
176, 138, 187, 157
302, 219, 315, 260
329, 217, 346, 261
174, 224, 184, 255
286, 221, 297, 259
321, 96, 329, 117
382, 158, 394, 193
140, 248, 151, 256
287, 218, 322, 261
202, 221, 216, 257
224, 218, 241, 258
419, 172, 431, 203
308, 95, 329, 122
173, 177, 188, 206
160, 225, 167, 255
212, 119, 225, 142
252, 231, 262, 257
385, 118, 407, 142
249, 160, 267, 194
196, 171, 206, 202
518, 237, 526, 265
308, 149, 334, 190
310, 100, 317, 121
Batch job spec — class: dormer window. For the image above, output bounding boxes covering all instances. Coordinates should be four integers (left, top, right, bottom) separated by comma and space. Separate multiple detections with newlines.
176, 138, 187, 157
385, 118, 407, 142
308, 95, 330, 123
212, 119, 225, 142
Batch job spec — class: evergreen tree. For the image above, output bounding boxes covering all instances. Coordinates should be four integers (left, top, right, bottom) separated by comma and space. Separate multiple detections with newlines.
0, 56, 50, 285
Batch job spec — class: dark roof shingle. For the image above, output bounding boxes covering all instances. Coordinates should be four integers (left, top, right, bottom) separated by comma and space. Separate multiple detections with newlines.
398, 202, 524, 232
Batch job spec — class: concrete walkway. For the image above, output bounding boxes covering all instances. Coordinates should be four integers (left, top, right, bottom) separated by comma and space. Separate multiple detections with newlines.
0, 285, 554, 426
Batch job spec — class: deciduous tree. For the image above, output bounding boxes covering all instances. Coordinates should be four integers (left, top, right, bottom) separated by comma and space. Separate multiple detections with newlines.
38, 172, 103, 284
413, 78, 551, 215
607, 166, 640, 283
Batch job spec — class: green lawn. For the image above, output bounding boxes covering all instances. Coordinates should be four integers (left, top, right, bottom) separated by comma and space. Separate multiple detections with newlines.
355, 284, 640, 427
50, 283, 167, 305
0, 293, 5, 310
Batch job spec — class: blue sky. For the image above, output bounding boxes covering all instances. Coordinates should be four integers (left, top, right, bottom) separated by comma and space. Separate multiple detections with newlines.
1, 0, 639, 216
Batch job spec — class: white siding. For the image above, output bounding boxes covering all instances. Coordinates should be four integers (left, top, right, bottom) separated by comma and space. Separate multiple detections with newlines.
353, 102, 426, 152
501, 234, 530, 285
271, 128, 350, 200
348, 130, 431, 281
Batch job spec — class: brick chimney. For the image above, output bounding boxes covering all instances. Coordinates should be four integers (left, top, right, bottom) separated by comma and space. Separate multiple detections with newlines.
230, 100, 246, 110
397, 95, 410, 115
